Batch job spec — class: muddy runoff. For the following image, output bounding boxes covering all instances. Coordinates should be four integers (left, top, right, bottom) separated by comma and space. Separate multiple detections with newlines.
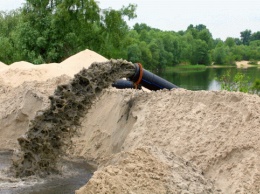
12, 59, 135, 177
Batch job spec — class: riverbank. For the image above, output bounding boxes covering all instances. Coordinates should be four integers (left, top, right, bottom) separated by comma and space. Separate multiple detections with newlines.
236, 60, 260, 68
1, 50, 260, 193
164, 60, 260, 70
164, 65, 206, 73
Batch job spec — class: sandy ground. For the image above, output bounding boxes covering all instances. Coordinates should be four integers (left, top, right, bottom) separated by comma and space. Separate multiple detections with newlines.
1, 50, 260, 194
236, 60, 260, 68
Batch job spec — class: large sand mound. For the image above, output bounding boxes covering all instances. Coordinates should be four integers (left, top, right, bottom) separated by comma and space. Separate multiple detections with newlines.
0, 61, 7, 69
0, 49, 260, 193
0, 50, 107, 87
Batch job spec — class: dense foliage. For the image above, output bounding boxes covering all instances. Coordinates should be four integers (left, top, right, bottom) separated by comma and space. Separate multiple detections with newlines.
0, 0, 260, 71
0, 0, 137, 64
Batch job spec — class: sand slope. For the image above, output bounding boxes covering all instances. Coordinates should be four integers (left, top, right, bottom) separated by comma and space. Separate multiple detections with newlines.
0, 50, 107, 87
0, 61, 7, 69
1, 50, 260, 194
71, 89, 260, 194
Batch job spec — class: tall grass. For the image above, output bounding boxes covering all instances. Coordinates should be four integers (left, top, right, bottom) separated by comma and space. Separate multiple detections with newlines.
165, 65, 206, 73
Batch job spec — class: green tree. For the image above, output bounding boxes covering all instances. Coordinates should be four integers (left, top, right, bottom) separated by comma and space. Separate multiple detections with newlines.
0, 10, 23, 63
161, 32, 181, 65
230, 45, 244, 61
127, 44, 142, 62
0, 37, 13, 63
191, 39, 211, 65
13, 0, 105, 63
180, 34, 193, 64
198, 28, 214, 49
133, 23, 152, 33
99, 4, 137, 58
250, 31, 260, 41
186, 24, 198, 39
225, 37, 235, 47
195, 24, 207, 31
234, 38, 242, 45
240, 29, 251, 45
138, 41, 152, 66
213, 45, 227, 64
148, 39, 161, 69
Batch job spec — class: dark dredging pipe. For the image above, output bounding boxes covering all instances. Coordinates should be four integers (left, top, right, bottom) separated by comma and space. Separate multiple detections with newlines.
129, 63, 179, 90
112, 79, 141, 89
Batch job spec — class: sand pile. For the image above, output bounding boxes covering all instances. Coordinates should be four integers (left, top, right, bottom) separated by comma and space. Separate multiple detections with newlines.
0, 49, 260, 194
0, 49, 107, 150
0, 50, 107, 87
0, 61, 7, 68
0, 75, 71, 150
13, 59, 135, 177
70, 89, 260, 194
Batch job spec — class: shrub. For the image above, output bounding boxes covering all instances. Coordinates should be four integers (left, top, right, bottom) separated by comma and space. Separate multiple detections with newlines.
218, 70, 260, 95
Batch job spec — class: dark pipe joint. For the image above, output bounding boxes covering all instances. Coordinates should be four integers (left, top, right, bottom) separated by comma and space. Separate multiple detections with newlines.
128, 63, 179, 91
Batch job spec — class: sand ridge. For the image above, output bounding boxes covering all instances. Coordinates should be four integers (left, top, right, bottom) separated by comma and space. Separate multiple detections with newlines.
0, 50, 107, 87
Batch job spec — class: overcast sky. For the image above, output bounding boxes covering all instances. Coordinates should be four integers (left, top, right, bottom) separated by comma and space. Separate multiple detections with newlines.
1, 0, 259, 40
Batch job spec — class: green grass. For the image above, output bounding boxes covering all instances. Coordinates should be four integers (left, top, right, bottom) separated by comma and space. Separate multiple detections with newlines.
165, 65, 207, 73
248, 60, 259, 65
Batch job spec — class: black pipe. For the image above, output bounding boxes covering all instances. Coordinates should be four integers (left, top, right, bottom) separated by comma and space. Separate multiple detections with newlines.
129, 64, 179, 91
112, 80, 136, 89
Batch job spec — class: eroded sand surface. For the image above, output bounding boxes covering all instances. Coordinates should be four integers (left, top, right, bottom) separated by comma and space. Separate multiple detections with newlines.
13, 59, 135, 177
0, 49, 260, 194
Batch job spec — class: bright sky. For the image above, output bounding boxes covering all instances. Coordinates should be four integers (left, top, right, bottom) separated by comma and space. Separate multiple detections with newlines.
1, 0, 259, 40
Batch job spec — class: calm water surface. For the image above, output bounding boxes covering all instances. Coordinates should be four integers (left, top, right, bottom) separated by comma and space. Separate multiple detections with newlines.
158, 67, 260, 91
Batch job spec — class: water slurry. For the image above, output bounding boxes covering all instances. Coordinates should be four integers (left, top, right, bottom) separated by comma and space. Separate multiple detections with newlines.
12, 59, 135, 177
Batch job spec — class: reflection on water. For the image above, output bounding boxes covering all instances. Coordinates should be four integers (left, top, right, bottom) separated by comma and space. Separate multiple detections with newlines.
208, 80, 221, 91
0, 151, 93, 194
158, 67, 260, 91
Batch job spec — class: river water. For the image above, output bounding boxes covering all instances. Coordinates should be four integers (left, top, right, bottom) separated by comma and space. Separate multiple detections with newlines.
158, 66, 260, 91
0, 150, 94, 194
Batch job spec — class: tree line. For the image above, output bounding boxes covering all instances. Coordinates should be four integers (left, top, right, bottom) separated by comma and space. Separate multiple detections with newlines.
0, 0, 260, 70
